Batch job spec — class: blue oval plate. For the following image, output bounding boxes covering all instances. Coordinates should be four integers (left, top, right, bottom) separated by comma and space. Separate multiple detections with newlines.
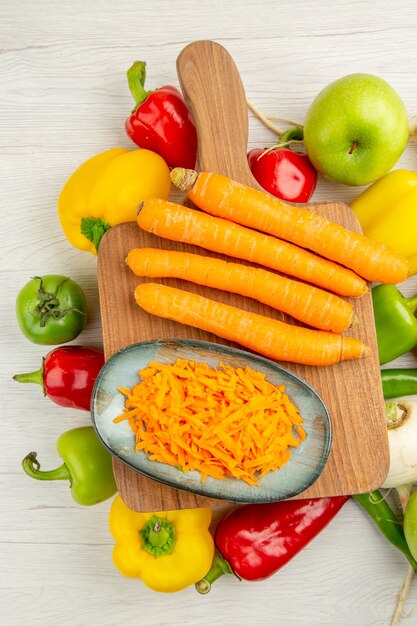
91, 339, 332, 503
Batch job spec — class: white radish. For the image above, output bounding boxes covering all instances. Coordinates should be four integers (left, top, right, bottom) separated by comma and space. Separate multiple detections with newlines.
382, 400, 417, 489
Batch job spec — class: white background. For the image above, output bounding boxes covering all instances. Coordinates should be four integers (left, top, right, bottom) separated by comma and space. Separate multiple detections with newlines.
1, 1, 417, 625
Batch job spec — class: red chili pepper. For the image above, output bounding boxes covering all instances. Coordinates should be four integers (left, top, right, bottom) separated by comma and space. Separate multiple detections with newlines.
125, 61, 197, 170
13, 346, 104, 411
196, 496, 349, 593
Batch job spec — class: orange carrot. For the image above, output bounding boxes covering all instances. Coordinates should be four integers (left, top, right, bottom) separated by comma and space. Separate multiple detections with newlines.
134, 283, 370, 366
126, 247, 355, 333
171, 168, 409, 284
137, 198, 367, 297
115, 359, 305, 485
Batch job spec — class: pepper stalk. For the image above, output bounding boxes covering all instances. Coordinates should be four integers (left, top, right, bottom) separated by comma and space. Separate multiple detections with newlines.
127, 61, 152, 113
195, 550, 236, 594
22, 451, 71, 481
139, 515, 176, 558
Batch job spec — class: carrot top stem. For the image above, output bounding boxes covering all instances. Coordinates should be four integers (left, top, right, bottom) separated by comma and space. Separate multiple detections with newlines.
171, 167, 198, 192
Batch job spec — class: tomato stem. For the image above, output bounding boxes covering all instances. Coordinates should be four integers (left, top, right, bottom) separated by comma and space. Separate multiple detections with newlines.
29, 276, 85, 327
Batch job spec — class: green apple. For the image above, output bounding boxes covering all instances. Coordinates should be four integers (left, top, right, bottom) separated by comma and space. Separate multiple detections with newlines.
303, 74, 409, 186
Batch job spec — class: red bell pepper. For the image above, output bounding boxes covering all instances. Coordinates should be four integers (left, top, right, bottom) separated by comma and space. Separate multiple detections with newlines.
248, 128, 317, 203
13, 346, 104, 411
125, 61, 197, 170
196, 496, 349, 593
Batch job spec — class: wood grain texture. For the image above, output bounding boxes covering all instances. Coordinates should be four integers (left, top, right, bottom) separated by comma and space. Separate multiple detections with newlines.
177, 40, 253, 182
99, 41, 388, 512
3, 2, 417, 624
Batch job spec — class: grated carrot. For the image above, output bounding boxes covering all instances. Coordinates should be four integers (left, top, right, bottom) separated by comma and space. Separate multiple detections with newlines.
115, 359, 306, 485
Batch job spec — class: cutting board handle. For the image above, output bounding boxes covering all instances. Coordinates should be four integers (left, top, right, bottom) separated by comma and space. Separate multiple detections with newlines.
177, 40, 257, 185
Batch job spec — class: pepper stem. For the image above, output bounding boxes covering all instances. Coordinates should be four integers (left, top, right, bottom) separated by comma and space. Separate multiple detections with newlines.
405, 293, 417, 314
127, 61, 152, 112
13, 358, 45, 394
195, 550, 236, 594
139, 515, 176, 558
80, 217, 111, 252
22, 452, 71, 481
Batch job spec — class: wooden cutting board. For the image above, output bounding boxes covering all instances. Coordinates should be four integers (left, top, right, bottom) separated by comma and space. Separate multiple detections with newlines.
97, 40, 389, 512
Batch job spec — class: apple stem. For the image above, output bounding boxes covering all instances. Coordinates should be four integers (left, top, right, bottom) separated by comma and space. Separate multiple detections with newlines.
349, 142, 359, 155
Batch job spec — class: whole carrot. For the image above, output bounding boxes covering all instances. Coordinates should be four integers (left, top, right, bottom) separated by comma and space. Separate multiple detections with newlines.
171, 168, 409, 285
137, 198, 367, 297
134, 283, 370, 366
126, 247, 355, 333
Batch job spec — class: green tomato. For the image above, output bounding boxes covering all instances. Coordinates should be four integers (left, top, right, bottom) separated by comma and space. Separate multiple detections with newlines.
16, 275, 87, 345
404, 490, 417, 561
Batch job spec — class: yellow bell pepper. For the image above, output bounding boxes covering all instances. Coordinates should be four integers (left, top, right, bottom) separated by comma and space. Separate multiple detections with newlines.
58, 148, 171, 254
351, 169, 417, 276
109, 496, 215, 593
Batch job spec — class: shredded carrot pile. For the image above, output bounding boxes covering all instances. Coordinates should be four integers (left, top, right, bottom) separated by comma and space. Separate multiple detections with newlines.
115, 359, 306, 485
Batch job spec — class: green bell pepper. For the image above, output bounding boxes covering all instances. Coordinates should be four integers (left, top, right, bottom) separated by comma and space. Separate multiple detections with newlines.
372, 285, 417, 365
22, 426, 117, 505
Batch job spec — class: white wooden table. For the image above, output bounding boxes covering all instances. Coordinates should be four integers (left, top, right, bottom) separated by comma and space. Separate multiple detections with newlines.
2, 1, 417, 624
